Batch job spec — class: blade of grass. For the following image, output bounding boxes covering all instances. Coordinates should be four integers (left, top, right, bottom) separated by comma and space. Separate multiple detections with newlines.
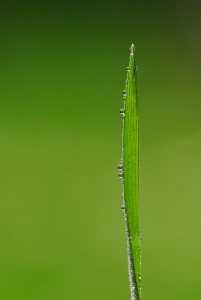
119, 44, 141, 300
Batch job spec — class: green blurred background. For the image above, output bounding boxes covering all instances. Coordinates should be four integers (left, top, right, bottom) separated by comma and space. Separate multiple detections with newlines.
0, 0, 201, 299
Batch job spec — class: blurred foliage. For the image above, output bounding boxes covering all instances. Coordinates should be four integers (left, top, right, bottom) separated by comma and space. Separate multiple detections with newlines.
0, 0, 201, 299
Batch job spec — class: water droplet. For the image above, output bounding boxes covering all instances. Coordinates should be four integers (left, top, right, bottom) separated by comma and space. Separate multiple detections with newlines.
121, 205, 125, 211
118, 173, 123, 178
117, 164, 123, 170
129, 47, 131, 53
119, 109, 124, 115
122, 90, 126, 95
140, 236, 142, 241
136, 66, 138, 70
122, 97, 126, 101
138, 274, 141, 280
126, 67, 129, 70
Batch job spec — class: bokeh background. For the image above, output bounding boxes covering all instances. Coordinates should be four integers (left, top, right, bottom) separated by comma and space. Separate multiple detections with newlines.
0, 0, 201, 299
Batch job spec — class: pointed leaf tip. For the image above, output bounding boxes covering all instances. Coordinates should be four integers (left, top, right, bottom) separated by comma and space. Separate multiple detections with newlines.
130, 44, 135, 55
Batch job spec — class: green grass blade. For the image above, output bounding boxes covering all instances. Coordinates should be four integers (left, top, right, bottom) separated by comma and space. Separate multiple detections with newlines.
119, 44, 140, 300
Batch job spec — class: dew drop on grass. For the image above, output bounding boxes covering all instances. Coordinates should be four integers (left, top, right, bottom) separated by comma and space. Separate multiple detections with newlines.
118, 173, 123, 178
119, 109, 125, 115
121, 205, 125, 211
117, 164, 123, 170
138, 274, 141, 280
122, 90, 126, 95
126, 67, 129, 70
